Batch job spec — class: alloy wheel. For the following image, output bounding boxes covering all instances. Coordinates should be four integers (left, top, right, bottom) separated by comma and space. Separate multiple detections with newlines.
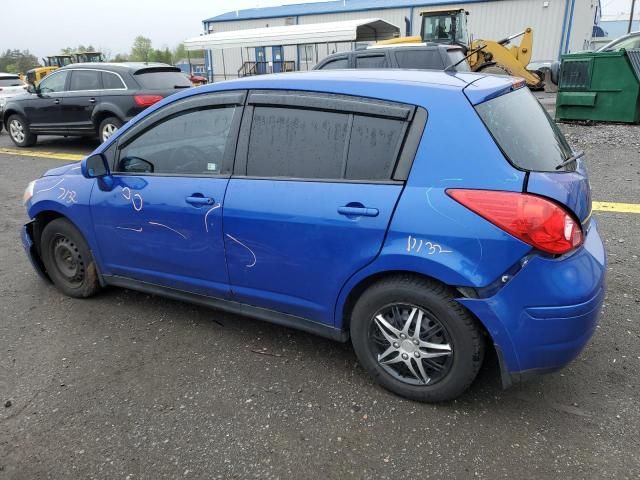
102, 123, 118, 142
9, 119, 25, 143
369, 303, 453, 386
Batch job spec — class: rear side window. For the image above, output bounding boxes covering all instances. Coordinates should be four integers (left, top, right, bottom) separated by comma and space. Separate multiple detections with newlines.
247, 107, 348, 179
320, 57, 349, 69
355, 55, 386, 68
134, 69, 192, 89
102, 71, 126, 89
245, 105, 408, 181
394, 49, 444, 69
346, 116, 406, 180
69, 70, 102, 91
475, 87, 573, 171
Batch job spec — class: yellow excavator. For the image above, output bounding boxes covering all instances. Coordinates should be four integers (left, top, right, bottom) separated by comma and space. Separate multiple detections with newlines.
24, 52, 104, 86
379, 9, 544, 89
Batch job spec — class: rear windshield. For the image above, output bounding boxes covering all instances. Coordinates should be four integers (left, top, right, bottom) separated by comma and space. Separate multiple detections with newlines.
475, 87, 573, 171
134, 70, 192, 90
0, 77, 25, 87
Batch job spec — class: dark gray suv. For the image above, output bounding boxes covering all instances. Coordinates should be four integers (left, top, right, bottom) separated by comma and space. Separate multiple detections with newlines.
314, 44, 469, 72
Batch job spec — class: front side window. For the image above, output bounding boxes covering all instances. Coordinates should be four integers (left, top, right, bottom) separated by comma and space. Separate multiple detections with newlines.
69, 70, 102, 91
38, 71, 69, 93
320, 57, 349, 69
118, 107, 237, 175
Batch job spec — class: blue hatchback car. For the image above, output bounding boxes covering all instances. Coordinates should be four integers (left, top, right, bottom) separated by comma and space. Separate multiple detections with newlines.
21, 70, 606, 402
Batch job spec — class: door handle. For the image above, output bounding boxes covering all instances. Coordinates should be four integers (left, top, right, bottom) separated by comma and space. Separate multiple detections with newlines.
186, 196, 214, 206
54, 99, 60, 105
89, 98, 96, 103
337, 206, 379, 217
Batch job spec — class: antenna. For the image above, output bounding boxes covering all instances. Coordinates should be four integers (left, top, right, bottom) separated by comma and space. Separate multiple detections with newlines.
445, 44, 487, 73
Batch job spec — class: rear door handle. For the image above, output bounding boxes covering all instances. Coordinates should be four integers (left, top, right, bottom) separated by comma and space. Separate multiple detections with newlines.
89, 98, 96, 104
54, 99, 60, 105
186, 196, 214, 206
337, 206, 379, 217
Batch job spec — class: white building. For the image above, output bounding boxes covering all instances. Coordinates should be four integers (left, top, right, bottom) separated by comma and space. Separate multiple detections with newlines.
193, 0, 601, 82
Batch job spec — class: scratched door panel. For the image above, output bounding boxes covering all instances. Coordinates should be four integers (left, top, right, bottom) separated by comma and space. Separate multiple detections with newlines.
90, 176, 230, 299
222, 179, 402, 325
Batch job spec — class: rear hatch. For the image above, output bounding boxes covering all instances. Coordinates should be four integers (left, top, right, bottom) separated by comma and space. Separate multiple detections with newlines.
133, 66, 192, 98
0, 76, 28, 98
468, 81, 591, 226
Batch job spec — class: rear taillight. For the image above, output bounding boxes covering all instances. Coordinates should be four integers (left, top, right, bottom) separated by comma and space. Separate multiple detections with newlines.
133, 94, 163, 107
447, 189, 583, 255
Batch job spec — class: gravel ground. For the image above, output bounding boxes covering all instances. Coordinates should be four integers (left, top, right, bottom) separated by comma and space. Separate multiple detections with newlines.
0, 121, 639, 479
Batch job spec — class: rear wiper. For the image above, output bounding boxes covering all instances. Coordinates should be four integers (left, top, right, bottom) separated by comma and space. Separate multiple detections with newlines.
555, 150, 585, 170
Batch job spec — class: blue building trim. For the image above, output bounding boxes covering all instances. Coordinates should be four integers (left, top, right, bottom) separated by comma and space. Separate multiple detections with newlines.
558, 0, 571, 59
564, 0, 577, 54
205, 0, 489, 23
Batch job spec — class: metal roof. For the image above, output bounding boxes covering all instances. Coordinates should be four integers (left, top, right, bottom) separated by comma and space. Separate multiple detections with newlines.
185, 18, 400, 50
205, 0, 488, 23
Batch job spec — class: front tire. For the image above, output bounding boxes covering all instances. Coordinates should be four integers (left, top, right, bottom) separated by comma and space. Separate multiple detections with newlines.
40, 218, 101, 298
350, 275, 485, 402
98, 116, 122, 143
7, 114, 37, 147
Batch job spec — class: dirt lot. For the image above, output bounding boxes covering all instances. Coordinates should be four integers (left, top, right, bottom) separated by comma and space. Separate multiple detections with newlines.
0, 120, 639, 479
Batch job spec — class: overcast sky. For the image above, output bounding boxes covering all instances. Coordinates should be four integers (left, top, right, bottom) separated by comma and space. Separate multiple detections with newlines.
3, 0, 636, 60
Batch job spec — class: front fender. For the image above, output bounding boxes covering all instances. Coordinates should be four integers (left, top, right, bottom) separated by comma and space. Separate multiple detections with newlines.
26, 175, 104, 272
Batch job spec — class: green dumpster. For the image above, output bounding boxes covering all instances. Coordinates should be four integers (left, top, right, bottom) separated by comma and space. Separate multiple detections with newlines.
556, 48, 640, 123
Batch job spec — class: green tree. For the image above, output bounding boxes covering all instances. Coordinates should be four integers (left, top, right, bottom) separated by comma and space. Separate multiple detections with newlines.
112, 53, 130, 62
130, 36, 153, 62
0, 49, 39, 73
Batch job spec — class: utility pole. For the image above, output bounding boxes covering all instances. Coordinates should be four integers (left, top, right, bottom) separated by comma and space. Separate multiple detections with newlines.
629, 0, 637, 34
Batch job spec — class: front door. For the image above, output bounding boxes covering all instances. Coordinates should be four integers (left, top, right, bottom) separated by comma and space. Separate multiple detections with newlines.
59, 69, 102, 133
272, 46, 284, 73
255, 47, 266, 74
26, 69, 69, 130
90, 94, 244, 298
222, 91, 414, 325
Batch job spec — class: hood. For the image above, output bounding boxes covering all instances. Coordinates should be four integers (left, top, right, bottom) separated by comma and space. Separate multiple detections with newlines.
42, 162, 82, 177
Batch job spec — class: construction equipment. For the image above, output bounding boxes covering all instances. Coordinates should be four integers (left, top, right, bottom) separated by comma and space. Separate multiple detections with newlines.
24, 52, 104, 85
378, 9, 544, 89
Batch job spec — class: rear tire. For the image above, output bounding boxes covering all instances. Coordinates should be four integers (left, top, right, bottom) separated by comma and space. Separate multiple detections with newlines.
40, 218, 101, 298
350, 275, 485, 402
7, 114, 37, 147
98, 116, 122, 143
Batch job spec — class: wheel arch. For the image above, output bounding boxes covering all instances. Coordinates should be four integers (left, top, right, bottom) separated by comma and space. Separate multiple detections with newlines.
3, 108, 26, 129
91, 107, 124, 132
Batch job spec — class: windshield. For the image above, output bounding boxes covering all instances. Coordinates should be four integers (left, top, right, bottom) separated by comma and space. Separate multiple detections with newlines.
475, 87, 574, 172
421, 12, 469, 45
134, 70, 192, 89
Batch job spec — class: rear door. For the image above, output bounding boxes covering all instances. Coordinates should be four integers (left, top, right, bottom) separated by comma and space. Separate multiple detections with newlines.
354, 53, 388, 68
222, 90, 415, 325
59, 69, 103, 133
474, 86, 592, 223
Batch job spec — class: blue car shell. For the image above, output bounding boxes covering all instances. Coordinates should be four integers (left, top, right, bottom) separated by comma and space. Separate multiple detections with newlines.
21, 70, 606, 400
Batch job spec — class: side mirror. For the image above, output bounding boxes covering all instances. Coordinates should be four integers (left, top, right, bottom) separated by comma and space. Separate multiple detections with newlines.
82, 153, 110, 178
26, 84, 37, 94
119, 156, 154, 174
